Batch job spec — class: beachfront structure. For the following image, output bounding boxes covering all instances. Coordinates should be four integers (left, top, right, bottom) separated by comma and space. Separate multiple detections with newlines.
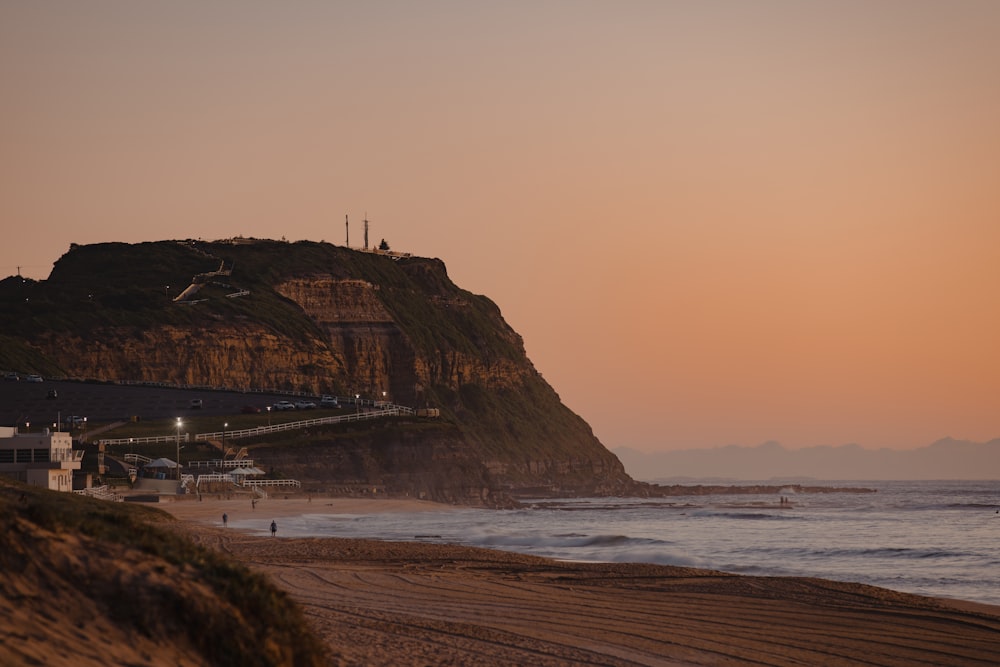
0, 426, 83, 492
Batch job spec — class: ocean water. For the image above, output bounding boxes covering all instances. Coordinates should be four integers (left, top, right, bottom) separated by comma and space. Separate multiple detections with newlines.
234, 480, 1000, 606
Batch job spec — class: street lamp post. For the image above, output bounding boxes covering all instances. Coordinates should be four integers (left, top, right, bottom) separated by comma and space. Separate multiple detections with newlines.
175, 418, 182, 481
355, 393, 360, 416
223, 422, 228, 451
266, 406, 271, 427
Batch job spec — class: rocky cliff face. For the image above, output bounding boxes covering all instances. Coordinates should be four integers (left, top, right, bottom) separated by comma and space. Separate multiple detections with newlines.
36, 324, 341, 391
0, 240, 635, 499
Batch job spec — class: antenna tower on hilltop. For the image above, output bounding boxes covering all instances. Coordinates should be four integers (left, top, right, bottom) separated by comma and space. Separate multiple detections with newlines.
345, 214, 349, 247
364, 213, 369, 250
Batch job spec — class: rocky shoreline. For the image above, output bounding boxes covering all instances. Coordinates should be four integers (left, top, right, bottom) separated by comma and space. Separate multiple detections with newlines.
511, 481, 877, 500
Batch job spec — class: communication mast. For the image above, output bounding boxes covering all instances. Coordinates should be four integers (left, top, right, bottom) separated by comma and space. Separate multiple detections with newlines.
345, 214, 349, 247
364, 213, 369, 250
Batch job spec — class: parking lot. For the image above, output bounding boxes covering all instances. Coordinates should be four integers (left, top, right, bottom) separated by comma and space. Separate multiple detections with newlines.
0, 378, 304, 429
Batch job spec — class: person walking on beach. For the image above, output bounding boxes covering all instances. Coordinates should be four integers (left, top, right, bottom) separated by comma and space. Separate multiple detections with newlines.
222, 513, 228, 528
270, 520, 277, 537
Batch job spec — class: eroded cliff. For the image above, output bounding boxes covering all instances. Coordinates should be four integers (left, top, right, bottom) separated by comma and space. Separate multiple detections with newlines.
0, 239, 634, 498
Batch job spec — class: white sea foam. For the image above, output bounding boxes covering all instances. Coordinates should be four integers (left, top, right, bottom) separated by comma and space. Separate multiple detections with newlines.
231, 480, 1000, 606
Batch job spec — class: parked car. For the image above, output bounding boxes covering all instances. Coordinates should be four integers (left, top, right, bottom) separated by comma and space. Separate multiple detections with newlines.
189, 399, 203, 409
294, 400, 317, 410
3, 372, 18, 381
272, 400, 296, 411
25, 374, 43, 383
241, 405, 262, 414
46, 389, 58, 399
64, 416, 87, 427
320, 395, 339, 408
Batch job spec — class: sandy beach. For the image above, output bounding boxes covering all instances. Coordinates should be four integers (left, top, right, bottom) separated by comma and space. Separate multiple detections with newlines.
157, 497, 1000, 666
159, 494, 452, 526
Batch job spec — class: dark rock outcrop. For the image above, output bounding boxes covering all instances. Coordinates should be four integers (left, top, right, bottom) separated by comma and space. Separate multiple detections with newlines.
0, 240, 634, 501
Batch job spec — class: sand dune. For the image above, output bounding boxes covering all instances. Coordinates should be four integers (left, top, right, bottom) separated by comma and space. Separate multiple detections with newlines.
163, 498, 1000, 666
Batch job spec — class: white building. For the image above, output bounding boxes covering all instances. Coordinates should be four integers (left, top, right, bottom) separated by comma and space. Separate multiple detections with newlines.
0, 426, 83, 492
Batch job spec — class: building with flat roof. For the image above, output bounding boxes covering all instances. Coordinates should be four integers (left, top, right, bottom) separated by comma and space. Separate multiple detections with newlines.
0, 426, 83, 492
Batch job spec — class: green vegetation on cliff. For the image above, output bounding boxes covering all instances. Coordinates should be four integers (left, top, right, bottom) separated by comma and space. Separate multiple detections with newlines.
0, 239, 633, 496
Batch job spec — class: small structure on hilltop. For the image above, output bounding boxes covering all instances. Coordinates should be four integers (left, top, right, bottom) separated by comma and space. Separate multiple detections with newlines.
345, 214, 412, 259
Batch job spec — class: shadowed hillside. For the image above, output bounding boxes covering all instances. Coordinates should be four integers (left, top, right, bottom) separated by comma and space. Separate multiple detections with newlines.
0, 478, 328, 667
0, 240, 634, 498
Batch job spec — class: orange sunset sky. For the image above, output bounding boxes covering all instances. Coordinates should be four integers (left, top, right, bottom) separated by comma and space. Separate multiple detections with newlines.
2, 2, 998, 452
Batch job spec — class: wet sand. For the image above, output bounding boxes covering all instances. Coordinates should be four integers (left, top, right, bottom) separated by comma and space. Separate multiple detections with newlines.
162, 497, 1000, 666
158, 494, 452, 526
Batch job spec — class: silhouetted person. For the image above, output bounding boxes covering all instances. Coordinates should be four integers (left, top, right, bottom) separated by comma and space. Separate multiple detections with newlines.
222, 513, 228, 528
270, 520, 277, 537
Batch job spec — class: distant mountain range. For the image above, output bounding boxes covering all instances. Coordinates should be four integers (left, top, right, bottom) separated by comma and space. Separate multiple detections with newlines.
614, 438, 1000, 482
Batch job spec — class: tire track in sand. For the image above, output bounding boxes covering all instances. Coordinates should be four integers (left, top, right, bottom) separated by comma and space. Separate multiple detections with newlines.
176, 525, 1000, 666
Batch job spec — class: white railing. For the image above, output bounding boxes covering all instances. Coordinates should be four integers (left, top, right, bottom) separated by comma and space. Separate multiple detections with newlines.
244, 479, 301, 488
356, 247, 413, 260
188, 459, 255, 470
124, 453, 152, 465
195, 406, 413, 442
196, 473, 234, 487
195, 473, 299, 489
99, 433, 191, 446
96, 406, 418, 447
75, 485, 124, 502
